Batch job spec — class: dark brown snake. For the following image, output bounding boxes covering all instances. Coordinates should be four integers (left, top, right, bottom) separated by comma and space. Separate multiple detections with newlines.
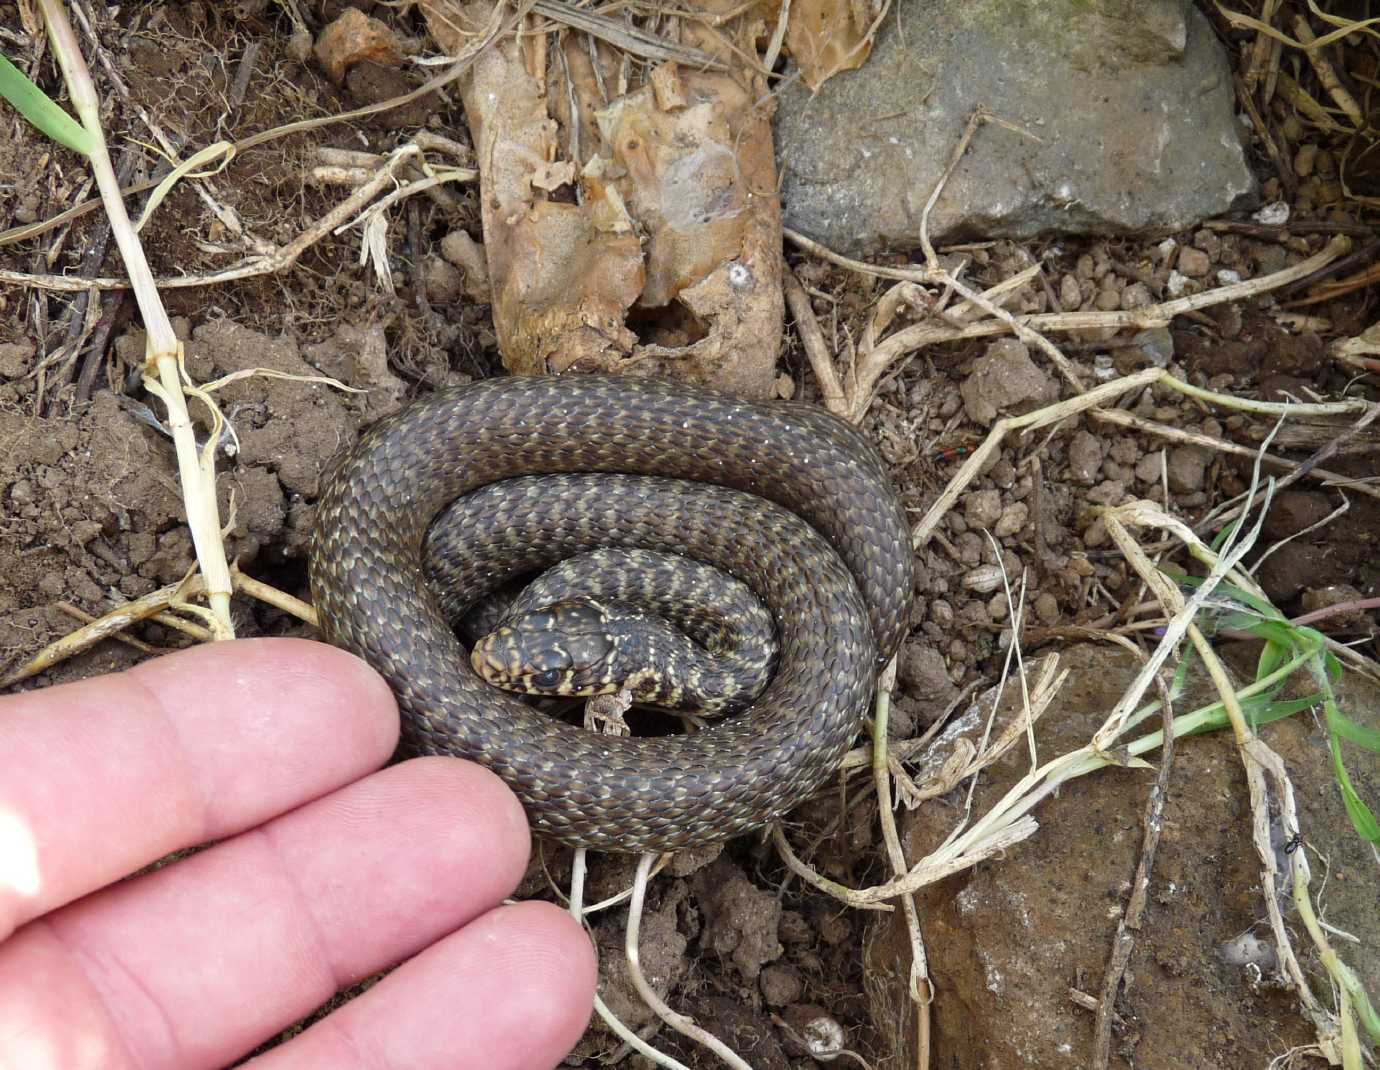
308, 375, 914, 852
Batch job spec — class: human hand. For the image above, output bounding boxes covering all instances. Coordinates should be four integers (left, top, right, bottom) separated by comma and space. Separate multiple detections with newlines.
0, 638, 595, 1069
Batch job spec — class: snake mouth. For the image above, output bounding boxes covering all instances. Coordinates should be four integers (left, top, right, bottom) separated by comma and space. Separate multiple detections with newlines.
469, 640, 511, 681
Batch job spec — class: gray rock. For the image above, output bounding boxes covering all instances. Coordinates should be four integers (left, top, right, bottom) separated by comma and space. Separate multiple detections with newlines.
776, 0, 1256, 255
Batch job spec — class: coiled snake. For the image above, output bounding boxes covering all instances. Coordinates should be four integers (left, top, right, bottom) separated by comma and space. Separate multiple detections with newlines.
308, 375, 914, 852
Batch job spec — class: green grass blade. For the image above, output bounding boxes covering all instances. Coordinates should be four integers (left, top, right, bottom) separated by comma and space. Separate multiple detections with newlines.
1332, 737, 1380, 844
1329, 706, 1380, 753
0, 53, 95, 156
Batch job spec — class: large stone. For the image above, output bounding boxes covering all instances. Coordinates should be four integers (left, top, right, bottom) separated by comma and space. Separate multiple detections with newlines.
775, 0, 1256, 255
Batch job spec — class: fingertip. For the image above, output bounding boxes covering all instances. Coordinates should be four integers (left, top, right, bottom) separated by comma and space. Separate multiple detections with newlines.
246, 899, 596, 1070
131, 638, 401, 765
492, 899, 598, 1034
356, 756, 533, 896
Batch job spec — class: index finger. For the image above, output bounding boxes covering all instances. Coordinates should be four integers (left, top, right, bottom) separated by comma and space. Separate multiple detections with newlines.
0, 638, 398, 939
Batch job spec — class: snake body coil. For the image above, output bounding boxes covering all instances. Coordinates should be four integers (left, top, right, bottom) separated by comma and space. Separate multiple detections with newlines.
308, 375, 914, 852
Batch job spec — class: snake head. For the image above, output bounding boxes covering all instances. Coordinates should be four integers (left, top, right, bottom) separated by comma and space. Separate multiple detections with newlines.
470, 600, 620, 697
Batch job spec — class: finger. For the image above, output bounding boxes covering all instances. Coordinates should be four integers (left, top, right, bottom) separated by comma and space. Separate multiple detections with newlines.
0, 757, 533, 1070
0, 638, 398, 940
246, 902, 595, 1070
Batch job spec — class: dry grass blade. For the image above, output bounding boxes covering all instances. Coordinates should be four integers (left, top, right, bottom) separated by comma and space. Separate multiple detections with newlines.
531, 0, 727, 70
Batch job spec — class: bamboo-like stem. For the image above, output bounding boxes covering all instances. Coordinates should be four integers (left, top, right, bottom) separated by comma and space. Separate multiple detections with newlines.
38, 0, 234, 634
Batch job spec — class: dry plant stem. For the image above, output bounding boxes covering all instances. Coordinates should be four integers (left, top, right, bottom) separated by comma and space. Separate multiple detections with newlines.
911, 368, 1162, 549
530, 0, 727, 69
1292, 852, 1369, 1066
0, 568, 314, 689
784, 267, 846, 413
37, 0, 234, 636
567, 852, 692, 1070
870, 659, 932, 1068
1242, 0, 1283, 91
790, 657, 1064, 909
1292, 15, 1363, 127
627, 852, 753, 1070
55, 603, 165, 654
1, 146, 442, 292
1191, 629, 1335, 1049
785, 230, 1349, 335
770, 824, 893, 911
1092, 408, 1380, 505
1106, 488, 1352, 1057
1, 574, 207, 688
1090, 672, 1175, 1070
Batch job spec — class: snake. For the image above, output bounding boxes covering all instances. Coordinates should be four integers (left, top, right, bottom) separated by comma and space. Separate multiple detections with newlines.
467, 547, 780, 715
308, 374, 914, 852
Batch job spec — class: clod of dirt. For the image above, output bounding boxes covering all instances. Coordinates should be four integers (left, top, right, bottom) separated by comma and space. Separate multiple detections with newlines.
898, 641, 957, 721
1263, 490, 1333, 539
694, 857, 783, 983
1165, 444, 1210, 492
960, 339, 1057, 425
1066, 429, 1105, 485
301, 322, 409, 420
439, 230, 492, 301
963, 488, 1002, 530
180, 320, 357, 498
314, 7, 405, 84
759, 963, 803, 1007
1299, 583, 1367, 630
0, 391, 185, 653
0, 343, 32, 379
1255, 541, 1331, 606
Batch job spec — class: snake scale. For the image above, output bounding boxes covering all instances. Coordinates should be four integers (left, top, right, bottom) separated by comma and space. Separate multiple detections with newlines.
308, 374, 914, 852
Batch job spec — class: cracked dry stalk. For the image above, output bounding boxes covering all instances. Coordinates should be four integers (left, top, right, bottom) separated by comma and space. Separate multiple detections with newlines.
38, 0, 234, 636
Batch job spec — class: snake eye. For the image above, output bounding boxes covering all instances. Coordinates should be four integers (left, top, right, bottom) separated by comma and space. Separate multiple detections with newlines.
531, 668, 564, 690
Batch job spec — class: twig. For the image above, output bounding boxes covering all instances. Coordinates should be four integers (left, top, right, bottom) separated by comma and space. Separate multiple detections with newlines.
0, 566, 312, 689
531, 0, 727, 70
1292, 15, 1363, 127
870, 659, 932, 1067
1089, 670, 1175, 1069
784, 266, 846, 413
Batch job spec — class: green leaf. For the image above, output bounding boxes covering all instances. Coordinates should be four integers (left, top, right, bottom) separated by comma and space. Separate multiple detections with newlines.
1331, 731, 1380, 844
1329, 706, 1380, 753
0, 53, 95, 156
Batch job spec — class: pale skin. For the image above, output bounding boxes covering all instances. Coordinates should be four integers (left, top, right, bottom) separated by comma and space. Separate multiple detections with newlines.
0, 638, 597, 1070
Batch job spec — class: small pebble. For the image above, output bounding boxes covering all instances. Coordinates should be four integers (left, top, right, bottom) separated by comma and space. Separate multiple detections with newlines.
1177, 246, 1211, 277
1167, 446, 1209, 492
964, 489, 1002, 529
1067, 430, 1104, 485
994, 501, 1028, 538
1086, 479, 1126, 506
1253, 200, 1290, 225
